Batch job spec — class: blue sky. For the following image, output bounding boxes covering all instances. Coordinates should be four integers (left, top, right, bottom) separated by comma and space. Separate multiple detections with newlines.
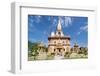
28, 15, 88, 47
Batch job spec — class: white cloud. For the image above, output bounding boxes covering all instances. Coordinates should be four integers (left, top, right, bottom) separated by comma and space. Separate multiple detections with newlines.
80, 25, 88, 31
29, 22, 34, 27
61, 17, 72, 27
77, 31, 81, 35
77, 25, 88, 35
47, 16, 51, 21
28, 22, 37, 33
52, 16, 72, 28
53, 18, 57, 25
43, 31, 49, 36
35, 15, 42, 23
29, 18, 35, 23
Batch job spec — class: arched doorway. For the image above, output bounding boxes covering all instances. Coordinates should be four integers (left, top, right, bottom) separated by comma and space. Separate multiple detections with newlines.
54, 46, 65, 56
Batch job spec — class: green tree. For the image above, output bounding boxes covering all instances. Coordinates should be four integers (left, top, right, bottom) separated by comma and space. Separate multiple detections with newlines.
28, 41, 39, 58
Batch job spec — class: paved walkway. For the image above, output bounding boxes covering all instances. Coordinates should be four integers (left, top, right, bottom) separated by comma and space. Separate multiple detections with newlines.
54, 55, 64, 60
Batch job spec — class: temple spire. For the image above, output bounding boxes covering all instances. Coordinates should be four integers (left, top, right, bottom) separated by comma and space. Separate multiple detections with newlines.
56, 17, 64, 36
57, 17, 62, 31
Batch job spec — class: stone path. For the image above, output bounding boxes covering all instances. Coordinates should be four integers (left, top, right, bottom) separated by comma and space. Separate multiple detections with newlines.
54, 55, 64, 60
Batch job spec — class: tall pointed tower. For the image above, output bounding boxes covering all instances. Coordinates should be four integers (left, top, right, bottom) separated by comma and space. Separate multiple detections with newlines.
55, 18, 64, 37
57, 18, 62, 31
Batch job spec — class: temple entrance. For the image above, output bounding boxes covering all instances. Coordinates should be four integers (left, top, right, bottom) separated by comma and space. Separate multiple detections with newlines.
54, 47, 65, 59
58, 48, 61, 52
56, 48, 62, 56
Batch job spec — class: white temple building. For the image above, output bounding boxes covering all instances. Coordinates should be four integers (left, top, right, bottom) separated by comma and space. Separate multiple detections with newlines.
48, 18, 71, 56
